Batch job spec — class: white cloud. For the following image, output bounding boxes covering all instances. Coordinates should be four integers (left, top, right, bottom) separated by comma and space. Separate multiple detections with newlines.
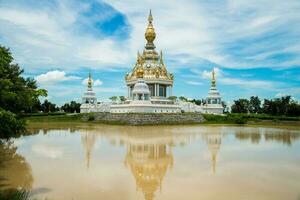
275, 87, 300, 100
81, 78, 103, 86
186, 81, 203, 86
275, 93, 287, 98
36, 70, 80, 85
200, 67, 222, 79
220, 77, 275, 89
103, 0, 300, 69
32, 144, 63, 159
192, 67, 277, 90
94, 79, 103, 86
1, 0, 299, 72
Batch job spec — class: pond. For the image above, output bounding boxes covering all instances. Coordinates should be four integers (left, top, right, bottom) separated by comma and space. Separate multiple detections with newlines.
1, 123, 300, 200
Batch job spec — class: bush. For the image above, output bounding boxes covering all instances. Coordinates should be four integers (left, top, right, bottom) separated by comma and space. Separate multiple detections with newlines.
22, 112, 66, 117
88, 114, 95, 121
0, 189, 30, 200
0, 108, 25, 138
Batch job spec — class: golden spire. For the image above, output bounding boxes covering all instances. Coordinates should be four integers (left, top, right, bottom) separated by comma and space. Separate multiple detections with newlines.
211, 68, 216, 88
88, 72, 92, 88
160, 50, 164, 65
148, 9, 153, 23
145, 9, 156, 46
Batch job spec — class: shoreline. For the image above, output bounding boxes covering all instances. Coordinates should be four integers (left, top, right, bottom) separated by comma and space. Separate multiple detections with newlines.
24, 113, 300, 128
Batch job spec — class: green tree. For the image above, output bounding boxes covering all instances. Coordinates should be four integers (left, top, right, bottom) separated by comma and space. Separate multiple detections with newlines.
189, 99, 202, 105
179, 96, 188, 102
231, 99, 250, 113
0, 46, 47, 114
221, 101, 227, 113
168, 96, 177, 101
287, 100, 300, 116
249, 96, 261, 113
40, 100, 58, 113
262, 96, 296, 116
69, 101, 81, 113
0, 108, 25, 138
61, 103, 71, 113
0, 45, 47, 137
109, 96, 118, 101
119, 96, 126, 102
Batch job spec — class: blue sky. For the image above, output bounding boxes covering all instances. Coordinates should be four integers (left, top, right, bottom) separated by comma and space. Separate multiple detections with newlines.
0, 0, 299, 105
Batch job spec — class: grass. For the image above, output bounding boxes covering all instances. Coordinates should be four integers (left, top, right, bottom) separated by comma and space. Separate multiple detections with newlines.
202, 113, 300, 127
21, 112, 67, 117
24, 112, 300, 127
25, 113, 84, 123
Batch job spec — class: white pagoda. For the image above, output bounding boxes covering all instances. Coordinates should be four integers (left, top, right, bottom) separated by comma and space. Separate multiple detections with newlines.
202, 69, 224, 114
110, 10, 180, 113
80, 11, 224, 115
80, 73, 98, 113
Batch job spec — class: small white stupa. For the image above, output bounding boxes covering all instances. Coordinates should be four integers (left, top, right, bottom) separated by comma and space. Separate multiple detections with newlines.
132, 79, 151, 103
80, 72, 98, 113
202, 68, 224, 114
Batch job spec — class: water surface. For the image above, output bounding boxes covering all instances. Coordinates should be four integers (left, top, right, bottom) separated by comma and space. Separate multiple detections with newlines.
1, 124, 300, 200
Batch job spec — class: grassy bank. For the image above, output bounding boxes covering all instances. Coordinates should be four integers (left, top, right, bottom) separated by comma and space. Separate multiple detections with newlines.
202, 113, 300, 127
25, 113, 84, 123
24, 112, 300, 127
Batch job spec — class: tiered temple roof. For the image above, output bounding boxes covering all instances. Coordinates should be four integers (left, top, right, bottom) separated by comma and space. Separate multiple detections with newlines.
125, 10, 173, 83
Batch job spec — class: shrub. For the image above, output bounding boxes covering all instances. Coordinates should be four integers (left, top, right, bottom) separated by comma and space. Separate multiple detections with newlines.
0, 189, 30, 200
88, 114, 95, 121
0, 108, 25, 138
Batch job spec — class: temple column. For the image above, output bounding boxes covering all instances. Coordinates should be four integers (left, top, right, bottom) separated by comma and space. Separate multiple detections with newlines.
127, 86, 130, 98
154, 84, 157, 96
170, 86, 173, 97
157, 84, 160, 97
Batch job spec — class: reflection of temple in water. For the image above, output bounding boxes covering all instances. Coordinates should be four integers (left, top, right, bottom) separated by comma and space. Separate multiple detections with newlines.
124, 139, 173, 200
76, 125, 300, 200
78, 126, 224, 199
80, 132, 97, 169
203, 132, 222, 174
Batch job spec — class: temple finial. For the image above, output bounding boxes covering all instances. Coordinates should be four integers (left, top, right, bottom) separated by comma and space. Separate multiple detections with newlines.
211, 68, 216, 88
88, 71, 92, 88
148, 9, 153, 23
145, 9, 156, 45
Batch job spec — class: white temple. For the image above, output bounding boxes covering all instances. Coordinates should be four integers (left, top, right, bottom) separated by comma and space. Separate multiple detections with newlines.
202, 68, 224, 114
80, 72, 98, 113
80, 11, 224, 114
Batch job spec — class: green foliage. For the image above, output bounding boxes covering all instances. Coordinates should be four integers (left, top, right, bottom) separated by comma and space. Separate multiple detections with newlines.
109, 96, 118, 101
0, 189, 30, 200
119, 96, 126, 102
179, 96, 188, 102
189, 98, 202, 105
0, 45, 48, 138
263, 96, 296, 116
249, 96, 261, 113
23, 112, 66, 117
231, 99, 250, 113
0, 108, 25, 138
88, 114, 95, 121
40, 100, 59, 113
168, 96, 177, 101
231, 96, 300, 116
0, 46, 47, 114
202, 114, 246, 124
61, 101, 81, 113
